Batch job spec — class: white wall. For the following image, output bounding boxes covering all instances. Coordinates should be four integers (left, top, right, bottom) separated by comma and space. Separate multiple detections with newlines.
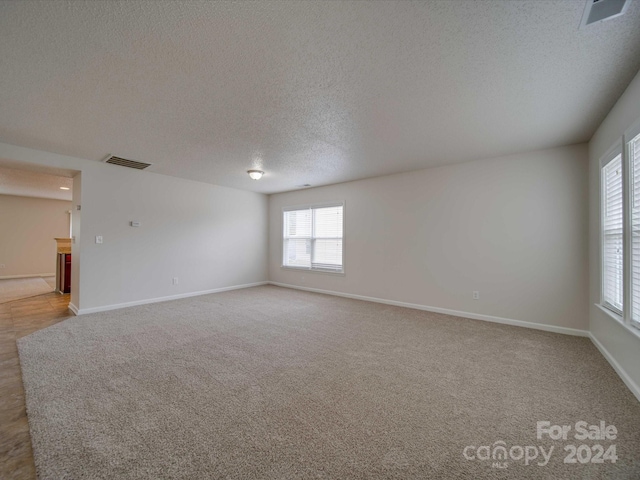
0, 194, 71, 277
71, 173, 81, 309
270, 144, 589, 332
78, 165, 268, 311
589, 69, 640, 397
0, 142, 268, 312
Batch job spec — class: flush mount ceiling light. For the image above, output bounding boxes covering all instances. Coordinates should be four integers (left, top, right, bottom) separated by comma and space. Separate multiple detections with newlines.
60, 187, 70, 190
247, 170, 264, 180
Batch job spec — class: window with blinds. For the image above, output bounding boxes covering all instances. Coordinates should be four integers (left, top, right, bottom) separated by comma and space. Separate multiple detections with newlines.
602, 154, 623, 313
283, 204, 344, 273
599, 123, 640, 335
629, 132, 640, 327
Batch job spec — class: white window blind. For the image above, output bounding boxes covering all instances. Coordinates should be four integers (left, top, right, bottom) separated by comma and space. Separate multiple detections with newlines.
283, 204, 343, 272
630, 132, 640, 327
603, 154, 623, 313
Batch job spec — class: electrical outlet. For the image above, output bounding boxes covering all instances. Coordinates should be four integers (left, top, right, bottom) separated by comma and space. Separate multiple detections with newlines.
172, 277, 179, 285
95, 235, 103, 244
473, 291, 480, 300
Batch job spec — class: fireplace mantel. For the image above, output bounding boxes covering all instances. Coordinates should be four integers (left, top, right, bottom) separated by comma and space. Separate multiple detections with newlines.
54, 238, 71, 255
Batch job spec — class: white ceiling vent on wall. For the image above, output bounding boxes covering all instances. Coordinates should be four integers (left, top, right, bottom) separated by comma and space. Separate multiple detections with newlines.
580, 0, 631, 28
102, 155, 152, 170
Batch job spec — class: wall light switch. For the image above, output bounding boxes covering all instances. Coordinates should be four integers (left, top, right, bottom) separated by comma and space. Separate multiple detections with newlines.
95, 235, 103, 244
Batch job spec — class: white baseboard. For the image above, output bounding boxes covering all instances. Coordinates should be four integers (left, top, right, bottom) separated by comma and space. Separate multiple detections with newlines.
66, 281, 639, 404
0, 273, 55, 280
589, 333, 640, 403
268, 282, 590, 337
73, 281, 269, 315
269, 282, 640, 403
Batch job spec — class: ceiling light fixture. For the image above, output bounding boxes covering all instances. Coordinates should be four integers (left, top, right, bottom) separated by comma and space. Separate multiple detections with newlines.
60, 187, 70, 190
247, 170, 264, 180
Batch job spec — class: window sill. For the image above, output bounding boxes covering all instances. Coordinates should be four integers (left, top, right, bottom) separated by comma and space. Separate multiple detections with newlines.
594, 304, 640, 341
281, 266, 345, 277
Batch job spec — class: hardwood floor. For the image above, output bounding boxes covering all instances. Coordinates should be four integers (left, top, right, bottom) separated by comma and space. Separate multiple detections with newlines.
0, 292, 71, 480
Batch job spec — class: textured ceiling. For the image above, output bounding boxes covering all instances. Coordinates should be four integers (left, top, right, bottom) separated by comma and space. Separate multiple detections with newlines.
1, 0, 639, 194
0, 166, 72, 201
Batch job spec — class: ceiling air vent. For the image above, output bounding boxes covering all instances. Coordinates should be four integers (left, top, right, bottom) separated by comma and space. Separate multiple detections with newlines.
102, 155, 152, 170
580, 0, 630, 28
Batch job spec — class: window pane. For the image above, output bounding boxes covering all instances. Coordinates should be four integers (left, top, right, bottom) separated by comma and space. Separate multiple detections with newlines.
284, 239, 311, 268
312, 239, 343, 269
284, 209, 311, 237
603, 154, 623, 312
314, 206, 343, 238
630, 133, 640, 326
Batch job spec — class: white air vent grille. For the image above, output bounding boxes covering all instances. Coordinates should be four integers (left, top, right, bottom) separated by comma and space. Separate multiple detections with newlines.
103, 155, 152, 170
581, 0, 630, 28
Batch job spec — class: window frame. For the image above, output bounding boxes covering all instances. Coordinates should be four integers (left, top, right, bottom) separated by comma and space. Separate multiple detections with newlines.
600, 141, 624, 316
598, 115, 640, 338
625, 119, 640, 330
281, 201, 345, 275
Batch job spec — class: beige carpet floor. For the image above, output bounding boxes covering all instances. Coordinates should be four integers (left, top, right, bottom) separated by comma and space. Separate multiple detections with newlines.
17, 286, 640, 479
0, 277, 54, 304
